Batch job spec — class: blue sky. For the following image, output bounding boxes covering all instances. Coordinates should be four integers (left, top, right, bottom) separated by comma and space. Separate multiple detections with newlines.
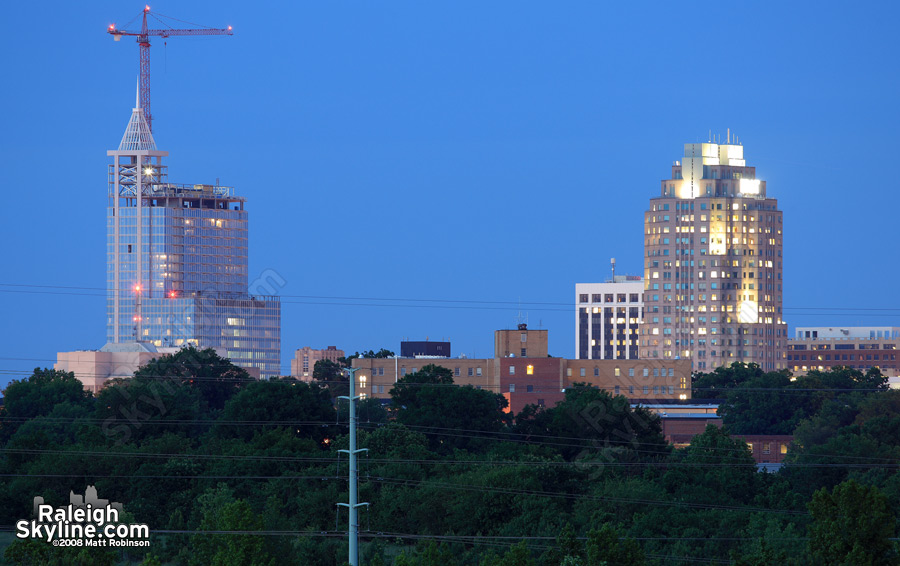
1, 1, 898, 386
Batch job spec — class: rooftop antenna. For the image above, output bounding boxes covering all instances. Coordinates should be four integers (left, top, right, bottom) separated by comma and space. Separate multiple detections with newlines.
611, 257, 616, 281
727, 128, 730, 144
708, 129, 711, 143
515, 299, 529, 330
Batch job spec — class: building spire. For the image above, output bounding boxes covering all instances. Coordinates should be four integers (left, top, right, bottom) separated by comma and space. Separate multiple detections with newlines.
135, 76, 140, 109
118, 82, 156, 151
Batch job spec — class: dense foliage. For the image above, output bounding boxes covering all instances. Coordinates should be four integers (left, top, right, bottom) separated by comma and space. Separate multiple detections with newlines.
0, 357, 898, 565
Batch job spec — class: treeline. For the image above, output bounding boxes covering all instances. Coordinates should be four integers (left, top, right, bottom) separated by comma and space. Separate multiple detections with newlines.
0, 348, 898, 565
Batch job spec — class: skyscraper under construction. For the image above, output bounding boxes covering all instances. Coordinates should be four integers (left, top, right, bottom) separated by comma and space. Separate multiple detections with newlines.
106, 94, 281, 378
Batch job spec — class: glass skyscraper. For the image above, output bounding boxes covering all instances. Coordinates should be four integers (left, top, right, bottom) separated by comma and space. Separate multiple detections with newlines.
107, 98, 281, 378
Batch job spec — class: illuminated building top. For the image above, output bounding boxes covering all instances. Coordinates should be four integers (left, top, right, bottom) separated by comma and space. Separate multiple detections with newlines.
664, 140, 765, 200
642, 135, 786, 372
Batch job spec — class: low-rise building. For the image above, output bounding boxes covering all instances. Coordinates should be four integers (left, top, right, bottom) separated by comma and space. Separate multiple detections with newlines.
400, 340, 451, 358
291, 346, 345, 381
787, 326, 900, 386
649, 403, 792, 466
351, 324, 691, 415
55, 342, 243, 394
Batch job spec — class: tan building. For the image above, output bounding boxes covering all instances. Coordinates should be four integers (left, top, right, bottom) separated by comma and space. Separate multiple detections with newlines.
352, 324, 690, 415
643, 139, 787, 372
787, 326, 900, 386
494, 326, 548, 358
291, 346, 345, 381
54, 342, 245, 394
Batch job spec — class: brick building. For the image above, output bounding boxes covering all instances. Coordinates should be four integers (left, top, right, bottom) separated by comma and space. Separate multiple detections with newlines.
291, 346, 345, 381
351, 325, 691, 415
787, 327, 900, 383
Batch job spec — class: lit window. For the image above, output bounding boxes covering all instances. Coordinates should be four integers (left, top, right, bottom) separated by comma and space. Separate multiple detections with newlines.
614, 367, 620, 377
526, 365, 534, 375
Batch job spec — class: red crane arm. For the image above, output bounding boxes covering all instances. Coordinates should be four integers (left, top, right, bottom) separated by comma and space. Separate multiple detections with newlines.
108, 27, 233, 38
107, 8, 232, 133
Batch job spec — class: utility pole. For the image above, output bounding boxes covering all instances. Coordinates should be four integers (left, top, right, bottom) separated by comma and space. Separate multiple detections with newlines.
338, 367, 369, 565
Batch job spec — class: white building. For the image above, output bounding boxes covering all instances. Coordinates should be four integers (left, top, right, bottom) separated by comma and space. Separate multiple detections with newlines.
575, 276, 643, 360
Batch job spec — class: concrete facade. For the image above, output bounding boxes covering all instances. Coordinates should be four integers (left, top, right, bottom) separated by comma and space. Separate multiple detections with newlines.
290, 346, 345, 381
54, 342, 251, 394
575, 277, 643, 360
642, 140, 787, 372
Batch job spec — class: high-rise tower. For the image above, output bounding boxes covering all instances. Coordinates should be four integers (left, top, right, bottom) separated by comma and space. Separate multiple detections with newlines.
642, 139, 787, 371
107, 92, 281, 378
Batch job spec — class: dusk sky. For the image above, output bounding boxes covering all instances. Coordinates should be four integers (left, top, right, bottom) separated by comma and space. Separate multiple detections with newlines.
2, 1, 898, 387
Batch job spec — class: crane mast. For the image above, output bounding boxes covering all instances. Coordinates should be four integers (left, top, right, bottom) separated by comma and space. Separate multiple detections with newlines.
108, 6, 233, 132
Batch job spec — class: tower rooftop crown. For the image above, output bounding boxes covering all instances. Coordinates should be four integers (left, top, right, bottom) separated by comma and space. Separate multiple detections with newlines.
117, 79, 157, 152
118, 107, 157, 152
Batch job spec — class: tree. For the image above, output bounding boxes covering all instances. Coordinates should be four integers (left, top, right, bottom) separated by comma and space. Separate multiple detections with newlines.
584, 524, 645, 566
717, 366, 888, 435
481, 541, 536, 566
389, 364, 454, 408
216, 378, 336, 443
0, 368, 93, 443
663, 425, 758, 504
514, 385, 669, 461
313, 359, 348, 398
692, 362, 769, 399
340, 348, 396, 367
807, 480, 898, 565
132, 345, 253, 411
390, 364, 510, 451
190, 484, 277, 566
94, 375, 205, 444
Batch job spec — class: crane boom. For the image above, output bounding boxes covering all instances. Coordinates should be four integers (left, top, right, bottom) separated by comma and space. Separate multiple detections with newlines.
108, 6, 233, 132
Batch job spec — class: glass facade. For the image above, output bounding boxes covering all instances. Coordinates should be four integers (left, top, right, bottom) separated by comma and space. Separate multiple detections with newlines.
107, 144, 281, 378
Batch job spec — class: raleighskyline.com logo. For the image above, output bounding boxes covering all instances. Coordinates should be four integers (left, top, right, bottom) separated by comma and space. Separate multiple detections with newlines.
16, 486, 149, 547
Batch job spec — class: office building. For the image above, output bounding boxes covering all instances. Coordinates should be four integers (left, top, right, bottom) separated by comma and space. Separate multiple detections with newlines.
291, 346, 345, 381
351, 324, 690, 415
787, 326, 900, 382
576, 275, 643, 360
106, 95, 281, 378
400, 340, 451, 358
642, 138, 787, 371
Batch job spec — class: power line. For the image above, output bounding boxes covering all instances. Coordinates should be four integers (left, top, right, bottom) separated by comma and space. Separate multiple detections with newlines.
1, 282, 899, 314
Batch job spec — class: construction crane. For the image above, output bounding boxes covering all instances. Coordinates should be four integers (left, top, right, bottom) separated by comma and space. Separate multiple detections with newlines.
108, 5, 233, 132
